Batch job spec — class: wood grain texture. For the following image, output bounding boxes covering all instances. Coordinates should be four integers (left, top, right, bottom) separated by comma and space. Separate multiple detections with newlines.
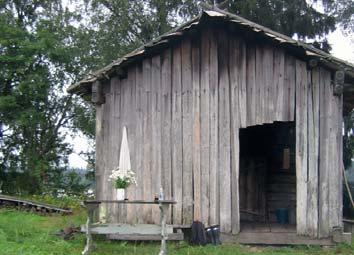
181, 38, 194, 225
285, 56, 296, 121
318, 68, 330, 238
95, 81, 105, 222
209, 33, 219, 226
191, 38, 201, 221
142, 58, 153, 223
274, 49, 285, 121
161, 50, 172, 223
307, 68, 319, 237
151, 55, 162, 224
110, 77, 121, 223
134, 64, 144, 223
218, 30, 231, 233
200, 30, 211, 225
255, 45, 264, 124
229, 35, 241, 234
246, 46, 256, 126
295, 59, 308, 235
328, 71, 342, 232
263, 46, 274, 123
171, 46, 183, 225
127, 68, 138, 223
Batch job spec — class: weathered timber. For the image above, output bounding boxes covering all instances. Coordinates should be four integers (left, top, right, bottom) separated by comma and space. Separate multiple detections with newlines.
161, 49, 172, 223
171, 45, 183, 225
142, 58, 153, 223
191, 37, 201, 221
218, 30, 232, 233
319, 68, 331, 237
200, 30, 210, 226
295, 59, 308, 235
151, 55, 162, 224
209, 29, 219, 226
307, 67, 319, 237
0, 195, 72, 214
181, 38, 193, 225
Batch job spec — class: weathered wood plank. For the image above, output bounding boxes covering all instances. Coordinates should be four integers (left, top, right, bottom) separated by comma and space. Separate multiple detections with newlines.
181, 38, 194, 225
307, 67, 319, 237
126, 68, 138, 224
229, 35, 242, 233
142, 58, 153, 223
151, 55, 162, 224
161, 50, 172, 223
238, 40, 247, 128
285, 55, 296, 121
295, 59, 308, 235
94, 81, 105, 222
200, 30, 211, 225
218, 30, 231, 233
119, 77, 129, 223
246, 45, 256, 126
135, 63, 144, 223
110, 77, 121, 223
255, 45, 264, 124
337, 93, 343, 228
263, 46, 274, 123
318, 67, 330, 237
171, 46, 183, 225
222, 232, 335, 245
274, 49, 285, 121
209, 32, 219, 225
102, 81, 112, 223
191, 38, 201, 221
328, 71, 342, 232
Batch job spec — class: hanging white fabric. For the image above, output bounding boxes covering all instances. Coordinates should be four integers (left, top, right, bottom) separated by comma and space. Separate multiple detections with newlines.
119, 126, 131, 175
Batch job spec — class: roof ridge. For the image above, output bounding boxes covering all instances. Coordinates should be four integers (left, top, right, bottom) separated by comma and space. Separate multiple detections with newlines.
68, 8, 354, 94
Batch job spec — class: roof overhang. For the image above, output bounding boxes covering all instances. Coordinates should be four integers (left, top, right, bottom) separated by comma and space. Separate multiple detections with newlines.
67, 8, 354, 112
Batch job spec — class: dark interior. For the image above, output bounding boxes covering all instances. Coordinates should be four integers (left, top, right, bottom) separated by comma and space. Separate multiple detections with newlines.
239, 122, 296, 227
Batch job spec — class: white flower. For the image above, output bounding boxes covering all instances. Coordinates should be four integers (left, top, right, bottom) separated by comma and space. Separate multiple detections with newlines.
107, 166, 136, 188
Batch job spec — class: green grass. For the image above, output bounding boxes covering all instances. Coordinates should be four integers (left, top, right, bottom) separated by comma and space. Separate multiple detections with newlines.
0, 208, 353, 255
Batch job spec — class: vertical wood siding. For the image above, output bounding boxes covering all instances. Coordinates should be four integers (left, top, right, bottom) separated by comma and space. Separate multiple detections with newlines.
96, 28, 343, 237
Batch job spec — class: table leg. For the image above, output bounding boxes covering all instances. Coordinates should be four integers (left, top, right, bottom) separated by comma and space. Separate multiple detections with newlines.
159, 204, 168, 255
82, 205, 95, 255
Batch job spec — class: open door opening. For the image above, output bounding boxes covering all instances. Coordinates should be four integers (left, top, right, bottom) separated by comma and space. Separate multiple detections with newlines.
239, 122, 296, 233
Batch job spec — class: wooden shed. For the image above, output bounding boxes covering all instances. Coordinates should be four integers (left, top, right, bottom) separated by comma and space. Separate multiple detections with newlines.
68, 9, 354, 244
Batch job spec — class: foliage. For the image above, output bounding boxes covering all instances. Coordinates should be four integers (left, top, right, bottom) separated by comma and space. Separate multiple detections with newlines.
344, 110, 354, 169
319, 0, 354, 34
0, 1, 95, 195
0, 208, 353, 255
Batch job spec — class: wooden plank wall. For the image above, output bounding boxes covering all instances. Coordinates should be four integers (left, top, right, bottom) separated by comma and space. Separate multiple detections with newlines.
95, 27, 343, 237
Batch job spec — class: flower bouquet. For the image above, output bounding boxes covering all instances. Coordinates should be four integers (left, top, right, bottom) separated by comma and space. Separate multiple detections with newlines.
109, 167, 136, 200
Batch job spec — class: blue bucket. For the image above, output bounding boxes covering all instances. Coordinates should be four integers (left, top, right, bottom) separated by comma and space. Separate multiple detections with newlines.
276, 208, 289, 224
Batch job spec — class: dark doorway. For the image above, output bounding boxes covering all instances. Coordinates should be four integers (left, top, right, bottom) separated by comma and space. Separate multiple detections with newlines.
239, 122, 296, 232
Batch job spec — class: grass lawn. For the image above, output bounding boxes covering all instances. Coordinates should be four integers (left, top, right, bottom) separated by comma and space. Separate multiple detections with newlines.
0, 208, 353, 255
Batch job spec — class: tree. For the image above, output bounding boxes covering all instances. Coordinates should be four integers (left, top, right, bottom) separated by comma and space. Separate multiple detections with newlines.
0, 0, 83, 194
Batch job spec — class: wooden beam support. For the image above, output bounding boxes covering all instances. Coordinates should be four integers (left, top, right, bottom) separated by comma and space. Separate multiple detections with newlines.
333, 70, 345, 96
91, 81, 105, 105
308, 59, 318, 69
115, 67, 128, 79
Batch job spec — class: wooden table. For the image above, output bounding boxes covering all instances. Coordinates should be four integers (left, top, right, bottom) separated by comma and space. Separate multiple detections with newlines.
82, 200, 176, 255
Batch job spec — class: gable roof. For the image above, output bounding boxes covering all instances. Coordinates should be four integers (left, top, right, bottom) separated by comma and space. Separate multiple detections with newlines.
67, 8, 354, 97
